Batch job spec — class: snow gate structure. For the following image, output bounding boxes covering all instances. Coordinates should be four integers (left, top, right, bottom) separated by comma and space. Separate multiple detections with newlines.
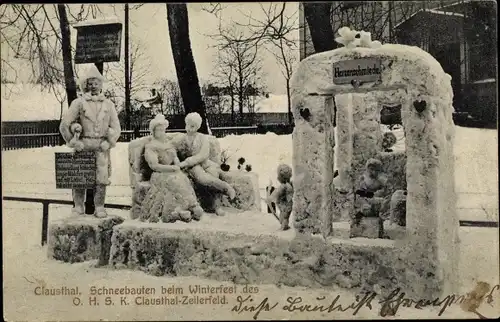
290, 40, 459, 299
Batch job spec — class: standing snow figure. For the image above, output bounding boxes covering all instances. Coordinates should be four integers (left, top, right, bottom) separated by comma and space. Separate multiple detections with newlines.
267, 164, 294, 230
59, 65, 121, 218
178, 112, 236, 216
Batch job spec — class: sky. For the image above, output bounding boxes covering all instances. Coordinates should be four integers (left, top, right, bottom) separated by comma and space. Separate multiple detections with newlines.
1, 3, 300, 95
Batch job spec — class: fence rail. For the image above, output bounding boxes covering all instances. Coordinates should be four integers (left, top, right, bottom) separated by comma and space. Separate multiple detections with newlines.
1, 126, 261, 151
1, 113, 291, 133
3, 196, 498, 246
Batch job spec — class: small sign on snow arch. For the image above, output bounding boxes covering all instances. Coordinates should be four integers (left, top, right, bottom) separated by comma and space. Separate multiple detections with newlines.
333, 58, 382, 85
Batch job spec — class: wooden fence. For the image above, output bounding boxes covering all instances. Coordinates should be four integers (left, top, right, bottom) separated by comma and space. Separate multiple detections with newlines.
1, 113, 292, 151
1, 126, 267, 151
1, 113, 290, 133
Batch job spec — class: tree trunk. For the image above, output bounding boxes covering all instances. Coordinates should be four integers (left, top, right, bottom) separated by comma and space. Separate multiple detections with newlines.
57, 5, 77, 106
302, 2, 338, 53
166, 4, 208, 134
57, 4, 77, 148
230, 88, 235, 125
238, 89, 244, 115
125, 3, 131, 130
286, 78, 292, 124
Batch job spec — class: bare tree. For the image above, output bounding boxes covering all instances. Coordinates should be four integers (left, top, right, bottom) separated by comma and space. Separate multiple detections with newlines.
213, 49, 238, 122
105, 40, 153, 104
206, 3, 298, 122
272, 42, 297, 123
154, 78, 184, 115
57, 4, 77, 108
213, 26, 263, 115
0, 4, 105, 105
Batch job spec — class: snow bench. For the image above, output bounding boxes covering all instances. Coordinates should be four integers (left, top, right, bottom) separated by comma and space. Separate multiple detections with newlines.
128, 134, 261, 220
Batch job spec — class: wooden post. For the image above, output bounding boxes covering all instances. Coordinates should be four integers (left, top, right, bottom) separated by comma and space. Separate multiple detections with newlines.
41, 202, 49, 245
125, 3, 131, 131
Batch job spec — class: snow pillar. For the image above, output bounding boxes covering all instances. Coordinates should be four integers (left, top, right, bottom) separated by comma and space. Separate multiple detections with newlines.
351, 93, 383, 183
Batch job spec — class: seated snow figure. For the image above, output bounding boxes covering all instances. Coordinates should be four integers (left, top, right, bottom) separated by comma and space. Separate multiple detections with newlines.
267, 164, 294, 231
354, 158, 390, 222
177, 112, 236, 216
139, 115, 204, 223
128, 119, 260, 219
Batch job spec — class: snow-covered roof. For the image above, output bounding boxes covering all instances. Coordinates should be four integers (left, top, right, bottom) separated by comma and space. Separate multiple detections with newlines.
254, 94, 288, 113
437, 0, 474, 11
471, 78, 496, 84
73, 17, 122, 28
394, 8, 464, 30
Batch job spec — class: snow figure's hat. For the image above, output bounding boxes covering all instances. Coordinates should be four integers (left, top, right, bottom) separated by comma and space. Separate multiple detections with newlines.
79, 65, 106, 91
149, 114, 169, 134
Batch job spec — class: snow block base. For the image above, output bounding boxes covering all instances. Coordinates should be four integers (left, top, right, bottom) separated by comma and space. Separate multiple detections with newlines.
107, 212, 428, 298
47, 215, 125, 266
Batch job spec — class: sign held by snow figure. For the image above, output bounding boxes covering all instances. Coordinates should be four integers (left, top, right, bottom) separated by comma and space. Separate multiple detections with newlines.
333, 58, 382, 85
55, 152, 96, 189
74, 20, 122, 64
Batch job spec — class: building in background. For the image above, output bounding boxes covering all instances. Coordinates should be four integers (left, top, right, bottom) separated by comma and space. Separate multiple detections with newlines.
299, 1, 497, 124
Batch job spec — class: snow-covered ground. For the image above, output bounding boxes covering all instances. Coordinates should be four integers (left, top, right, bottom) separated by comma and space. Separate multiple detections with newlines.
2, 126, 499, 320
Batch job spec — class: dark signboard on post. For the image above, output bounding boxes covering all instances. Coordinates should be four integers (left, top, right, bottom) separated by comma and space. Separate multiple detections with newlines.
74, 21, 122, 64
55, 151, 96, 189
333, 58, 382, 85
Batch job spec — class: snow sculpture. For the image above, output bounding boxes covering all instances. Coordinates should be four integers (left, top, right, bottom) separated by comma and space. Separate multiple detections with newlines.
176, 112, 236, 217
290, 26, 458, 299
59, 64, 121, 218
350, 158, 389, 238
335, 26, 382, 49
139, 114, 205, 223
67, 123, 84, 151
266, 164, 294, 231
128, 118, 260, 220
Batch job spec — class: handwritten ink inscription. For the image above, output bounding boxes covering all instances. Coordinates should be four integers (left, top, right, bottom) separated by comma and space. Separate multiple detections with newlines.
230, 285, 500, 320
74, 24, 122, 64
55, 152, 96, 189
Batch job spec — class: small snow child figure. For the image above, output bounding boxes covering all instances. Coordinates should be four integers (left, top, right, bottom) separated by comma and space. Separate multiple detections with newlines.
67, 123, 84, 151
354, 158, 391, 226
267, 164, 294, 230
381, 131, 397, 152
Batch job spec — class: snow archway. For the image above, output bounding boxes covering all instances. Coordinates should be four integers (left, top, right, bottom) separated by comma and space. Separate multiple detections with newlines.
290, 43, 458, 298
